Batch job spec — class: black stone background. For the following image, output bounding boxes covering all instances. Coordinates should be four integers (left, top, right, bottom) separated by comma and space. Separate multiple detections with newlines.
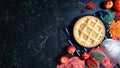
1, 0, 118, 68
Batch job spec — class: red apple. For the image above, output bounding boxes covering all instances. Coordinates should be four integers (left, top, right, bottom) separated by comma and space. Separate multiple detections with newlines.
81, 52, 90, 60
104, 0, 113, 9
59, 55, 68, 64
67, 45, 75, 54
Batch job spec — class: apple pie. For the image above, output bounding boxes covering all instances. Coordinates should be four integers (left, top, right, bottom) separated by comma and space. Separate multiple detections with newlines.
73, 16, 105, 48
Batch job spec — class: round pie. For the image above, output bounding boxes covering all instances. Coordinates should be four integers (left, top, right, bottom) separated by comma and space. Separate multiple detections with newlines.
73, 16, 105, 48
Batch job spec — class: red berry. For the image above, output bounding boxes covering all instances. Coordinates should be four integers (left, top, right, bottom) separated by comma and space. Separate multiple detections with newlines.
81, 52, 90, 60
86, 1, 94, 9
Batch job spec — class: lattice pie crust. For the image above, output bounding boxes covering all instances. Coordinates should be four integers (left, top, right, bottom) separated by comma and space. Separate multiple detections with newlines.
73, 16, 105, 48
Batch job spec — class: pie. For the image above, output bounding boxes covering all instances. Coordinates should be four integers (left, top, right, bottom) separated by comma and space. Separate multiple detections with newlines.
73, 16, 105, 48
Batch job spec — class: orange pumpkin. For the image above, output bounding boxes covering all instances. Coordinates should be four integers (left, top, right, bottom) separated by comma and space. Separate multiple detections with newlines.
114, 0, 120, 11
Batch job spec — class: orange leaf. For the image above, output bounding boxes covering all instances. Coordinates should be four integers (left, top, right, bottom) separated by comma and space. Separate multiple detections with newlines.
109, 20, 120, 39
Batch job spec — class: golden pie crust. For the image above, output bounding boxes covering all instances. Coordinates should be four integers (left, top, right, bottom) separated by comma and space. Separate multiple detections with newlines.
73, 16, 105, 48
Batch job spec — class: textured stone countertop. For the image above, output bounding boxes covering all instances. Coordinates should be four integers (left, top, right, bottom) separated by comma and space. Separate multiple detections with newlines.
1, 0, 117, 68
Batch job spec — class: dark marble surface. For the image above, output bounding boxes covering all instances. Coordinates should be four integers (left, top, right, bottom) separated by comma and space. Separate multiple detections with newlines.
1, 0, 117, 68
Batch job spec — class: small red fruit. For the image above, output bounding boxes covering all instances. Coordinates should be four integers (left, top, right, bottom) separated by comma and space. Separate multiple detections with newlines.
67, 45, 75, 54
86, 1, 94, 9
114, 0, 120, 11
59, 55, 68, 64
104, 0, 113, 9
81, 52, 90, 60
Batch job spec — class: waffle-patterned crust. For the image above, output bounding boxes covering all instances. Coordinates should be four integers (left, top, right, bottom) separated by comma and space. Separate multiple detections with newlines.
73, 16, 105, 48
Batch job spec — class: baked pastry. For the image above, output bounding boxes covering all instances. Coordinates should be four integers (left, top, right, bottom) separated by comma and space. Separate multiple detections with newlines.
73, 16, 105, 48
